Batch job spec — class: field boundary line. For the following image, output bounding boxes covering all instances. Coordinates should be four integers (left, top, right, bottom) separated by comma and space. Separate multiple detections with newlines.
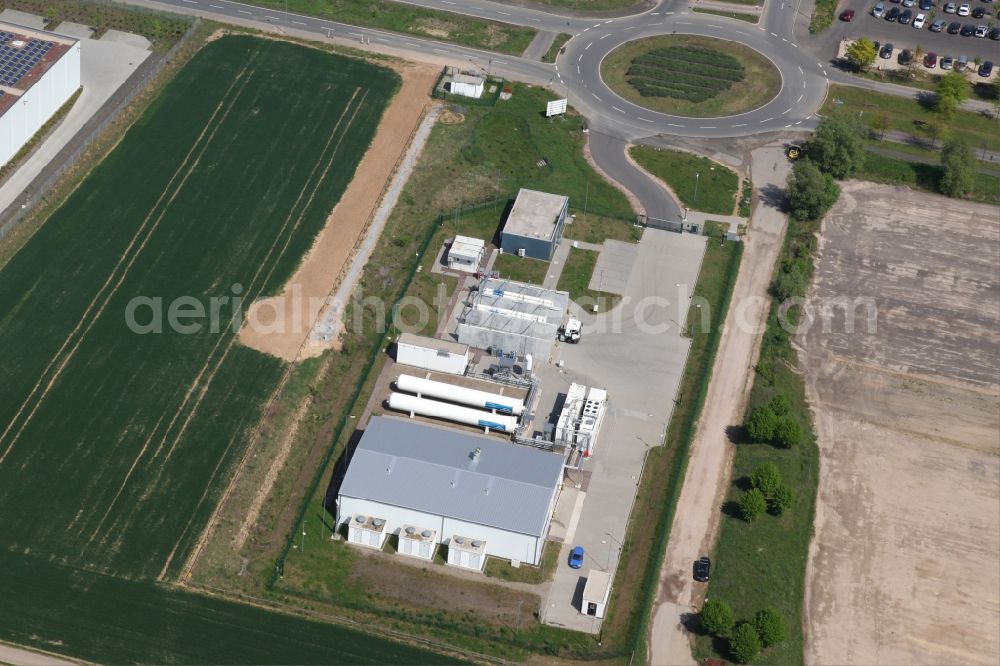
155, 91, 372, 581
0, 53, 261, 468
84, 83, 362, 552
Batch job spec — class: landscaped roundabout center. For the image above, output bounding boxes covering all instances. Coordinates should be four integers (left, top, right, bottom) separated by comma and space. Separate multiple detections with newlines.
601, 35, 781, 118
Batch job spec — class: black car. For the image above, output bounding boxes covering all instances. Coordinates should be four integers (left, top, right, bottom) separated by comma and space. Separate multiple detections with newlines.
881, 42, 895, 58
886, 5, 901, 19
960, 23, 976, 35
694, 557, 711, 582
900, 8, 914, 22
919, 0, 933, 8
991, 27, 1000, 41
971, 6, 986, 17
948, 20, 963, 32
980, 60, 995, 77
899, 48, 913, 65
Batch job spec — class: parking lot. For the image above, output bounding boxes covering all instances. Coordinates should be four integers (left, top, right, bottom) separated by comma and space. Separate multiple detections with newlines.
824, 0, 999, 66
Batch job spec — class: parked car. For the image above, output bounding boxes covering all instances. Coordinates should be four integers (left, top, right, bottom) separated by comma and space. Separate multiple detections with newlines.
899, 48, 913, 64
902, 0, 915, 6
956, 54, 969, 70
979, 60, 995, 76
900, 8, 914, 22
943, 1, 958, 12
990, 26, 1000, 40
881, 42, 895, 58
930, 18, 947, 30
919, 0, 933, 9
975, 24, 989, 36
873, 2, 887, 16
569, 546, 585, 569
914, 12, 927, 26
957, 2, 971, 14
960, 23, 976, 35
840, 8, 857, 20
948, 20, 963, 32
887, 6, 901, 19
941, 55, 954, 69
972, 5, 987, 16
924, 51, 938, 67
694, 556, 711, 582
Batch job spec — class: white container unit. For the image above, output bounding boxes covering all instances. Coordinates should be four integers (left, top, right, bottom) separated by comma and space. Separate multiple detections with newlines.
447, 535, 486, 571
396, 374, 525, 415
395, 333, 469, 375
347, 514, 388, 549
388, 393, 517, 432
398, 525, 437, 560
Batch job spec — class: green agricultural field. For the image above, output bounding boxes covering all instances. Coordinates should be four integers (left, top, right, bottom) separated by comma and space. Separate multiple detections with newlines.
0, 35, 441, 662
602, 36, 780, 117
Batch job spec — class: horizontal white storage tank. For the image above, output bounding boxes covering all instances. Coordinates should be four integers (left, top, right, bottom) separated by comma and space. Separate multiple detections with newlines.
396, 374, 525, 416
388, 392, 517, 432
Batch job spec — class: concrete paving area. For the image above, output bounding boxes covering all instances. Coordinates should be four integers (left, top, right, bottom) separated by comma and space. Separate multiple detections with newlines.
537, 228, 707, 633
0, 13, 150, 218
800, 182, 1000, 666
588, 239, 636, 296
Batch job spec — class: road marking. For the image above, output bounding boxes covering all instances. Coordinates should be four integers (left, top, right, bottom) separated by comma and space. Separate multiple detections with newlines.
613, 106, 626, 113
433, 48, 447, 53
238, 9, 251, 14
291, 20, 306, 25
665, 11, 675, 14
760, 117, 774, 123
795, 120, 803, 125
594, 23, 602, 27
604, 19, 614, 23
782, 38, 788, 42
797, 93, 804, 103
585, 41, 593, 50
792, 43, 798, 47
266, 15, 281, 20
797, 65, 803, 74
442, 0, 456, 3
638, 117, 654, 122
495, 60, 508, 64
498, 10, 511, 15
209, 3, 222, 7
678, 21, 692, 25
785, 123, 792, 128
735, 30, 749, 36
577, 65, 581, 74
822, 69, 828, 76
578, 53, 583, 62
700, 125, 717, 129
406, 42, 418, 47
770, 32, 778, 37
651, 11, 660, 14
554, 65, 559, 71
182, 0, 197, 3
625, 25, 638, 30
592, 93, 603, 101
817, 61, 823, 67
783, 107, 792, 114
802, 80, 807, 88
667, 122, 685, 127
733, 123, 748, 127
600, 33, 612, 39
583, 27, 590, 32
708, 24, 721, 28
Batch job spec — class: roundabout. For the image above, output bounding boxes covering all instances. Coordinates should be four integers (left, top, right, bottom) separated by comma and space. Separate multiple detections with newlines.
600, 34, 781, 118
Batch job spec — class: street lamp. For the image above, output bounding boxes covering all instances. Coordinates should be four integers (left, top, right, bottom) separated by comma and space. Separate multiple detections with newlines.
693, 172, 701, 207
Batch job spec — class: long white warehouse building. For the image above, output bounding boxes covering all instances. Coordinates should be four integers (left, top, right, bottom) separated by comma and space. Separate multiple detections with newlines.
0, 22, 81, 167
337, 416, 564, 567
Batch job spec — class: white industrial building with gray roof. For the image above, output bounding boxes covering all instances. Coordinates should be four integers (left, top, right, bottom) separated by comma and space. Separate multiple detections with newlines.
337, 416, 564, 568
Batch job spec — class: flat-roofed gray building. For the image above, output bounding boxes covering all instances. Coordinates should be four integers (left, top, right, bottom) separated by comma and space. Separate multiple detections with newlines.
337, 416, 564, 566
501, 188, 569, 261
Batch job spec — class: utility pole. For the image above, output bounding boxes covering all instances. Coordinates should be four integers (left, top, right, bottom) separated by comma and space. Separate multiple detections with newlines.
693, 172, 700, 207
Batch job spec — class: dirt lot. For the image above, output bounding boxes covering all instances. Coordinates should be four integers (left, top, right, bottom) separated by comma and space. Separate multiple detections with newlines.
801, 182, 1000, 665
239, 62, 440, 362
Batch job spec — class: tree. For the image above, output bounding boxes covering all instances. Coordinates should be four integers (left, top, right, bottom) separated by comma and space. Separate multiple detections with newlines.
768, 394, 791, 416
940, 138, 974, 197
729, 622, 763, 663
753, 607, 788, 648
740, 488, 767, 522
935, 70, 970, 118
701, 599, 735, 636
774, 417, 803, 449
746, 405, 778, 442
924, 116, 949, 149
770, 483, 795, 515
871, 112, 890, 140
844, 38, 877, 71
750, 462, 783, 497
807, 115, 868, 178
787, 160, 841, 221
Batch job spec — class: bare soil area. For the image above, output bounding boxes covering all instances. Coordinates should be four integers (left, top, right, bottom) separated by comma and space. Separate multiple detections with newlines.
801, 182, 1000, 666
239, 62, 440, 362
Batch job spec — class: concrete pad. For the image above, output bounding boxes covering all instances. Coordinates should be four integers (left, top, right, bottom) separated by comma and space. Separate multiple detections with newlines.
0, 10, 46, 30
101, 29, 152, 51
589, 239, 637, 295
50, 21, 94, 40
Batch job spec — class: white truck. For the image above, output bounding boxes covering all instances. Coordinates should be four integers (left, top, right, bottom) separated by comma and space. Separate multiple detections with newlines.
558, 318, 582, 343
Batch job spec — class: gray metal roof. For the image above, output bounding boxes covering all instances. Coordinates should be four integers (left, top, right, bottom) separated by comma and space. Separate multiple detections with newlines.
397, 332, 469, 357
339, 416, 564, 536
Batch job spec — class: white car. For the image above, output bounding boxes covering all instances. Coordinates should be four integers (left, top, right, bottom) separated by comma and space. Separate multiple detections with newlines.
902, 0, 914, 6
943, 2, 957, 12
913, 12, 926, 27
975, 25, 989, 37
957, 3, 971, 16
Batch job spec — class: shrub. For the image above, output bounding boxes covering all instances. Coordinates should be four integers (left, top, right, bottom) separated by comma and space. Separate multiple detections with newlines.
768, 394, 790, 416
787, 160, 840, 221
770, 483, 794, 515
753, 607, 788, 647
700, 599, 735, 636
740, 488, 767, 522
750, 462, 782, 497
940, 138, 974, 198
729, 622, 762, 663
774, 417, 803, 449
745, 406, 778, 443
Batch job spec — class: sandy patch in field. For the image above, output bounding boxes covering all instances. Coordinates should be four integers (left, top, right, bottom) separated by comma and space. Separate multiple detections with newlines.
801, 182, 1000, 666
238, 63, 441, 362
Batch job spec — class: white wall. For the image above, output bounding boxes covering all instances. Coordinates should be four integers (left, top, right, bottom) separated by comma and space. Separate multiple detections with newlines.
0, 40, 81, 166
396, 342, 468, 375
338, 495, 549, 566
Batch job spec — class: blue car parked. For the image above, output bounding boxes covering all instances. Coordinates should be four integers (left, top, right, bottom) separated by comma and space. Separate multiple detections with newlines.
569, 546, 585, 569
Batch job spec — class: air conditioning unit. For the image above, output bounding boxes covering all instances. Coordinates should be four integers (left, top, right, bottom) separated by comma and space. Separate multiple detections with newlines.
517, 248, 526, 257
